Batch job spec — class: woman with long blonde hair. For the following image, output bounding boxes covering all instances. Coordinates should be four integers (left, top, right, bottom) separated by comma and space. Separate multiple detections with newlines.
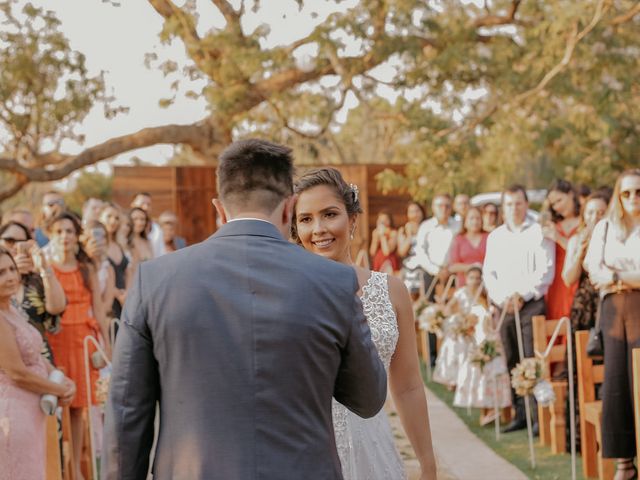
584, 169, 640, 480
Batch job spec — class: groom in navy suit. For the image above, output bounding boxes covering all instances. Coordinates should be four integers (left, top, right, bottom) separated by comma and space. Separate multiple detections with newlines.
102, 139, 387, 480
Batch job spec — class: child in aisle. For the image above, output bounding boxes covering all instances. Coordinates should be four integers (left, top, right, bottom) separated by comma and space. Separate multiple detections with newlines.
453, 266, 511, 423
432, 266, 483, 388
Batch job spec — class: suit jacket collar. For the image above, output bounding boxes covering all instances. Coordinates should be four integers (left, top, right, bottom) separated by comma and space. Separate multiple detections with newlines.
211, 218, 286, 241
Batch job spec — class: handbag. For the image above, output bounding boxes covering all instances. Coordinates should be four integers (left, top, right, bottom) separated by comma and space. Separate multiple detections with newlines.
586, 310, 604, 357
586, 221, 609, 358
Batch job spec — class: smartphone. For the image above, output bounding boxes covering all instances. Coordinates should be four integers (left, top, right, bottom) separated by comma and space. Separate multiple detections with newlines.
91, 227, 106, 243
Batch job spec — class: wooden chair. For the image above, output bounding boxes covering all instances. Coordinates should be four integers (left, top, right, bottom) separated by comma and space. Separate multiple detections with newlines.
634, 348, 640, 463
45, 414, 62, 480
575, 330, 614, 479
532, 315, 567, 454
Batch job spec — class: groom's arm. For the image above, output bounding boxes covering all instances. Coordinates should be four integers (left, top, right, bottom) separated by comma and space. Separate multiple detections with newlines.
334, 275, 387, 418
102, 267, 159, 480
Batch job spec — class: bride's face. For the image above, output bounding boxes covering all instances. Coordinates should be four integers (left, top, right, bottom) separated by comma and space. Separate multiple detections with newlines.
295, 185, 355, 264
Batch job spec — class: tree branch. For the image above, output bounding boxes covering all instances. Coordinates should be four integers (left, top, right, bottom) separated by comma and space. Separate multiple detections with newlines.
437, 0, 610, 139
0, 173, 28, 202
210, 0, 241, 30
268, 87, 349, 140
610, 2, 640, 25
0, 120, 216, 183
473, 0, 521, 27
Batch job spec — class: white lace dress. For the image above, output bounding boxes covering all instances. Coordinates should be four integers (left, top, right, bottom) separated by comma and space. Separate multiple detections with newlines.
332, 271, 407, 480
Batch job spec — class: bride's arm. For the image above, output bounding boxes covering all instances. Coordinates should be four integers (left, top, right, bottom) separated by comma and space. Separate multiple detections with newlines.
387, 275, 437, 479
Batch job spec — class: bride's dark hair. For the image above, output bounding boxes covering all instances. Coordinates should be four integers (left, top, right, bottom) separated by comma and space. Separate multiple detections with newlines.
291, 168, 363, 242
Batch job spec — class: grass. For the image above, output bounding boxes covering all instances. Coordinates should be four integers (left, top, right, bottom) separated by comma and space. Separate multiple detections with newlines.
422, 363, 586, 480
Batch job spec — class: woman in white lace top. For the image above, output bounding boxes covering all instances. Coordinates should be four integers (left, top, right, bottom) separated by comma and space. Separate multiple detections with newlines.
292, 168, 436, 480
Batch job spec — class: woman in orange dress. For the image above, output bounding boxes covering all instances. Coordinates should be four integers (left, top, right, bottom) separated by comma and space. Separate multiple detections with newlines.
45, 211, 109, 480
543, 180, 581, 320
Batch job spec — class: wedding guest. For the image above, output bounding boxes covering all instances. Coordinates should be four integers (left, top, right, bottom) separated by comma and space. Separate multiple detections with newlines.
584, 169, 640, 480
483, 184, 555, 433
293, 167, 436, 479
158, 211, 187, 254
128, 207, 154, 266
35, 191, 65, 247
448, 207, 488, 286
482, 203, 501, 232
560, 191, 609, 452
45, 211, 109, 480
100, 204, 129, 320
454, 193, 471, 222
4, 208, 35, 236
83, 221, 116, 321
0, 222, 66, 364
433, 269, 481, 389
453, 266, 511, 422
130, 192, 164, 257
411, 193, 460, 365
0, 246, 75, 480
543, 179, 581, 321
562, 192, 610, 330
577, 184, 592, 209
398, 201, 427, 296
369, 210, 399, 272
81, 198, 105, 228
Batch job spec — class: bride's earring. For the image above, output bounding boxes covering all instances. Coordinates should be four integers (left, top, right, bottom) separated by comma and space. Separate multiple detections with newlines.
350, 226, 356, 240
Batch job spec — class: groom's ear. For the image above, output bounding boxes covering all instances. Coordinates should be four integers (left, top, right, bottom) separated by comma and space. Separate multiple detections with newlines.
282, 194, 298, 225
212, 198, 229, 225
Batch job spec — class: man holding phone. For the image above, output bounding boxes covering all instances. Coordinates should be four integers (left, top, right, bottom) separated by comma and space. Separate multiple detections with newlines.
35, 191, 66, 247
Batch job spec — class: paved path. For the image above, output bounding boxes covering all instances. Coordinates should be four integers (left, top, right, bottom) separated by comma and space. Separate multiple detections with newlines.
389, 386, 528, 480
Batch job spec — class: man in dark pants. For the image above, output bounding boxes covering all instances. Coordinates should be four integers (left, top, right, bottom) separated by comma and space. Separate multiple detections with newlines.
483, 185, 555, 433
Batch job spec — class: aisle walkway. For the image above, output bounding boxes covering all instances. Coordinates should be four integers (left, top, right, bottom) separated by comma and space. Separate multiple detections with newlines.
389, 386, 528, 480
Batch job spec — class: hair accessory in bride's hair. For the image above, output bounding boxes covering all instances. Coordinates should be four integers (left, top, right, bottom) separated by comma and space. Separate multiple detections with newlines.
349, 183, 359, 204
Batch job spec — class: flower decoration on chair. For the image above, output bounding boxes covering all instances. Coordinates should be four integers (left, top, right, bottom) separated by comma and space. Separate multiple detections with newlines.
510, 358, 544, 397
419, 304, 446, 338
470, 338, 501, 372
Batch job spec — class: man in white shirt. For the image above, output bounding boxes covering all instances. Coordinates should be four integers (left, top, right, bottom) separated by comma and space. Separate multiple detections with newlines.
453, 193, 470, 223
408, 193, 460, 365
483, 185, 555, 433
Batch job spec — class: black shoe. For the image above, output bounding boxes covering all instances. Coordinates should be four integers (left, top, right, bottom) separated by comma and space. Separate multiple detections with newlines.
501, 418, 527, 433
532, 422, 539, 437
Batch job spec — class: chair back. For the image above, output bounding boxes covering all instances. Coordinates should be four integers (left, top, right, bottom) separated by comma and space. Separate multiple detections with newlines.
575, 330, 605, 405
532, 315, 566, 378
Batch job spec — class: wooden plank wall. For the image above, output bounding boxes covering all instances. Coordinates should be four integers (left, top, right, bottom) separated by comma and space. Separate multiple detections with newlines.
175, 167, 217, 244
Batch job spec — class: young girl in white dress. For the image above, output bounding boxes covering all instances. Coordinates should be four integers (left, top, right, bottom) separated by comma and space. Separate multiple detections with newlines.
453, 267, 511, 419
432, 269, 479, 388
292, 168, 437, 480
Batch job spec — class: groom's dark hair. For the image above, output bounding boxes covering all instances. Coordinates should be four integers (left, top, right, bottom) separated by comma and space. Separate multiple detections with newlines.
217, 139, 294, 213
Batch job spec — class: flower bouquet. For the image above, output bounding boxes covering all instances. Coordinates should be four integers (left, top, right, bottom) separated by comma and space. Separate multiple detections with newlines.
510, 358, 544, 397
449, 312, 478, 339
95, 374, 111, 406
470, 338, 501, 372
413, 297, 431, 320
419, 304, 446, 338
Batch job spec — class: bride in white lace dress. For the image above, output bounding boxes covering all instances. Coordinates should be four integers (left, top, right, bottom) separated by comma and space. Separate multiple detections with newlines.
293, 168, 437, 480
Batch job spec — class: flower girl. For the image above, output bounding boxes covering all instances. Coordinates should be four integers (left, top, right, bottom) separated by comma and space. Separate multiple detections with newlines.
432, 266, 483, 388
453, 268, 511, 422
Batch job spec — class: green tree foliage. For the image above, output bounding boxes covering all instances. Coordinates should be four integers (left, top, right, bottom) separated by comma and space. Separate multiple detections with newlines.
63, 170, 112, 214
0, 0, 638, 203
